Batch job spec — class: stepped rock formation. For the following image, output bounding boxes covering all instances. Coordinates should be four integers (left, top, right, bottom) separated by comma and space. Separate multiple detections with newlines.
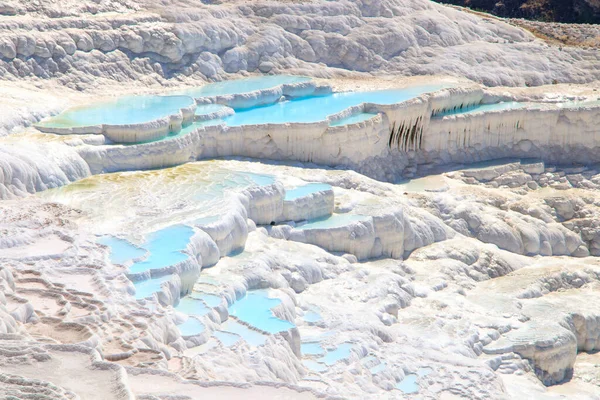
2, 1, 600, 399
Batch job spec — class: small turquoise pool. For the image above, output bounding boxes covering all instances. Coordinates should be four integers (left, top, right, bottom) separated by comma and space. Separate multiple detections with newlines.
97, 236, 146, 265
213, 330, 241, 347
175, 296, 211, 317
221, 319, 267, 346
133, 274, 173, 300
178, 317, 205, 336
396, 367, 432, 394
297, 214, 369, 230
302, 310, 322, 323
301, 342, 325, 356
228, 290, 295, 334
303, 360, 328, 373
128, 225, 195, 274
436, 101, 524, 117
224, 84, 451, 126
330, 113, 377, 127
189, 292, 222, 307
179, 75, 311, 98
37, 95, 195, 129
317, 343, 353, 366
285, 183, 332, 201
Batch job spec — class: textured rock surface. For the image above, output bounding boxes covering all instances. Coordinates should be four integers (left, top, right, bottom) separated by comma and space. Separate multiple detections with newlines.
0, 0, 600, 87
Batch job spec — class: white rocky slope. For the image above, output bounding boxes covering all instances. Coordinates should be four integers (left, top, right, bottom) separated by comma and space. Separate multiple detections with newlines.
0, 0, 599, 88
2, 158, 600, 399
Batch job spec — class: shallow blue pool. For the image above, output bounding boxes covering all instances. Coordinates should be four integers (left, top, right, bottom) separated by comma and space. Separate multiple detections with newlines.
396, 367, 432, 394
301, 342, 325, 356
179, 75, 311, 98
190, 292, 222, 307
97, 236, 146, 265
436, 101, 524, 117
297, 214, 369, 230
128, 225, 195, 274
285, 183, 332, 201
177, 317, 205, 336
330, 113, 377, 127
303, 360, 328, 372
318, 343, 353, 366
213, 330, 241, 347
302, 310, 322, 323
175, 296, 211, 317
221, 319, 267, 346
37, 95, 195, 128
228, 290, 295, 334
134, 274, 173, 300
224, 85, 451, 126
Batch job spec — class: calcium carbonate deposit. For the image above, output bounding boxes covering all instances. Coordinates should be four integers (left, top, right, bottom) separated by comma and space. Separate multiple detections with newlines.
3, 0, 600, 399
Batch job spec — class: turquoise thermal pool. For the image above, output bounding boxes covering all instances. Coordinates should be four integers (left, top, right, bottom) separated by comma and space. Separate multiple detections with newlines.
175, 296, 211, 317
177, 317, 205, 336
134, 274, 174, 300
36, 95, 195, 129
178, 75, 311, 98
128, 225, 194, 274
227, 290, 295, 334
97, 236, 146, 265
396, 367, 433, 394
329, 113, 378, 126
284, 183, 332, 201
435, 101, 525, 117
301, 342, 325, 356
297, 214, 369, 230
317, 343, 354, 366
223, 84, 452, 126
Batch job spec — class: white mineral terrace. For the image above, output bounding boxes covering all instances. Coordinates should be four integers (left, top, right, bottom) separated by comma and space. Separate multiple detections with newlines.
4, 0, 600, 398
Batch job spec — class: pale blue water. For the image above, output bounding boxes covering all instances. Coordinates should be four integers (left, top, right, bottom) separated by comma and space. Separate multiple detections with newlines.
285, 183, 332, 201
436, 102, 524, 117
189, 292, 222, 307
175, 296, 211, 317
297, 214, 369, 230
213, 330, 240, 347
330, 113, 377, 127
97, 236, 146, 265
228, 290, 295, 334
559, 99, 600, 108
396, 368, 432, 393
302, 310, 322, 323
195, 104, 229, 115
224, 85, 451, 126
178, 317, 205, 336
242, 172, 276, 186
301, 342, 325, 356
134, 274, 173, 300
128, 225, 194, 274
397, 374, 419, 394
318, 343, 353, 366
303, 360, 328, 372
37, 95, 195, 128
370, 362, 387, 374
221, 319, 267, 346
179, 75, 311, 98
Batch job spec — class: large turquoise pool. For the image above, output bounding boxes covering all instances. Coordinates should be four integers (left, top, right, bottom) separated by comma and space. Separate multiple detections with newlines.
36, 95, 195, 129
224, 85, 451, 126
